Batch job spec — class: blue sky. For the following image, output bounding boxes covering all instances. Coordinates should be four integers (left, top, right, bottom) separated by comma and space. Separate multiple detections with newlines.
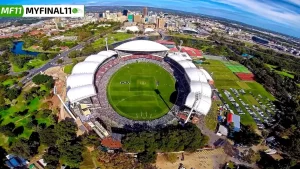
3, 0, 300, 37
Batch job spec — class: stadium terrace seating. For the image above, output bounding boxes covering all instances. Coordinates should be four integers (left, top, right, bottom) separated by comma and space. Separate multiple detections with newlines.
167, 52, 213, 116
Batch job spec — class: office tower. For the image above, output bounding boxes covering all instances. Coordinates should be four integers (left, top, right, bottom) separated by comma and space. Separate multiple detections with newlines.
123, 9, 128, 16
156, 18, 165, 29
143, 7, 148, 17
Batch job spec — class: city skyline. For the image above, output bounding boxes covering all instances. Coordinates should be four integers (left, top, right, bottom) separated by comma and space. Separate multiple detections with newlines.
2, 0, 300, 38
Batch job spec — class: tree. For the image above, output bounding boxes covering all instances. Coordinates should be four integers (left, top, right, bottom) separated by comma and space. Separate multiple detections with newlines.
57, 59, 63, 64
37, 53, 48, 61
55, 120, 77, 144
82, 132, 101, 147
28, 132, 40, 156
32, 74, 54, 85
5, 88, 21, 101
0, 146, 9, 169
39, 127, 58, 147
59, 141, 83, 168
40, 109, 52, 118
122, 123, 208, 154
138, 151, 157, 164
10, 138, 31, 159
0, 122, 16, 137
68, 50, 80, 58
81, 46, 96, 56
232, 125, 262, 146
43, 147, 60, 169
41, 38, 53, 50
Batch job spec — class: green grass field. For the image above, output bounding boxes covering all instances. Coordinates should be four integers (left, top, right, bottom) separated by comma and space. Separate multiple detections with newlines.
12, 59, 49, 73
2, 78, 18, 87
265, 64, 295, 79
0, 85, 53, 149
107, 62, 176, 120
92, 33, 134, 48
64, 64, 75, 74
223, 61, 250, 73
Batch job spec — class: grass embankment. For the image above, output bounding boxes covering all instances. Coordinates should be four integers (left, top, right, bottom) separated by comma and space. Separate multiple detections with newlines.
64, 64, 75, 74
205, 100, 222, 131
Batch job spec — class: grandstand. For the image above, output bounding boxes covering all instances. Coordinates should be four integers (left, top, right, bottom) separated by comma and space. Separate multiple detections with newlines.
65, 40, 214, 135
166, 52, 213, 116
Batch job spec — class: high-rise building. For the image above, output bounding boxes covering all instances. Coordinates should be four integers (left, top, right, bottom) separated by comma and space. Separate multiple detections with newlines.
134, 14, 142, 23
156, 18, 165, 29
128, 14, 134, 22
123, 10, 128, 16
143, 7, 148, 17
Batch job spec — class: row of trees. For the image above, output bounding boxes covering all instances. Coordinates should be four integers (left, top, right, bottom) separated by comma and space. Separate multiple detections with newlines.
8, 120, 84, 168
122, 123, 208, 163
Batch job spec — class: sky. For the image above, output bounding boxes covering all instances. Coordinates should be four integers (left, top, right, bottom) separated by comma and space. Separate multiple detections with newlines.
3, 0, 300, 37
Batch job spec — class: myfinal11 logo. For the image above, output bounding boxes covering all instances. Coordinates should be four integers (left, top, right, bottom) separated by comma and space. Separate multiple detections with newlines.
0, 5, 85, 17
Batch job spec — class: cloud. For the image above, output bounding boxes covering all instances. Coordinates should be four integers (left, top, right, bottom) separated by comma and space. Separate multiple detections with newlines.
211, 0, 300, 28
285, 0, 300, 6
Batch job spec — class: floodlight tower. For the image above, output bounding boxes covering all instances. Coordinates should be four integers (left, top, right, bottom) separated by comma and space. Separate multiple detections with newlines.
105, 37, 108, 51
179, 40, 183, 52
184, 92, 201, 124
54, 86, 76, 119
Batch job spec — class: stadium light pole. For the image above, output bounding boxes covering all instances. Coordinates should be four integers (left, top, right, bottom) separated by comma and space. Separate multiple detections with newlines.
184, 92, 201, 124
105, 37, 108, 51
179, 40, 183, 52
54, 86, 76, 119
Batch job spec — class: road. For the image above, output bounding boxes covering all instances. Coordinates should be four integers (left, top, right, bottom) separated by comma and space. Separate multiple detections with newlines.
18, 27, 119, 86
19, 43, 83, 85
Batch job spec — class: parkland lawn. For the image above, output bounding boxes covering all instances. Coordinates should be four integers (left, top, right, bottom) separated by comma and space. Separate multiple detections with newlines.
0, 84, 54, 149
92, 33, 134, 48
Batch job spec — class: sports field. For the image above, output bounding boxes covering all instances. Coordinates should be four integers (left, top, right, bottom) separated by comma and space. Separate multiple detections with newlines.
223, 61, 250, 73
202, 59, 275, 127
107, 62, 176, 120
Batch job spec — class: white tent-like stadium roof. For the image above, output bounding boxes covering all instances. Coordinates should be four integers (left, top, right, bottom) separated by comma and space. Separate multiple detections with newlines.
168, 52, 192, 62
72, 62, 100, 74
67, 84, 96, 103
185, 93, 212, 115
144, 28, 155, 33
85, 54, 110, 63
114, 40, 169, 52
200, 68, 213, 81
182, 27, 198, 34
190, 81, 212, 97
125, 26, 139, 32
185, 68, 207, 83
97, 50, 117, 56
177, 60, 197, 69
67, 73, 94, 89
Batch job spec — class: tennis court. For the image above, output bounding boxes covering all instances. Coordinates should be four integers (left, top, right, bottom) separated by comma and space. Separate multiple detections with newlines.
223, 61, 250, 73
